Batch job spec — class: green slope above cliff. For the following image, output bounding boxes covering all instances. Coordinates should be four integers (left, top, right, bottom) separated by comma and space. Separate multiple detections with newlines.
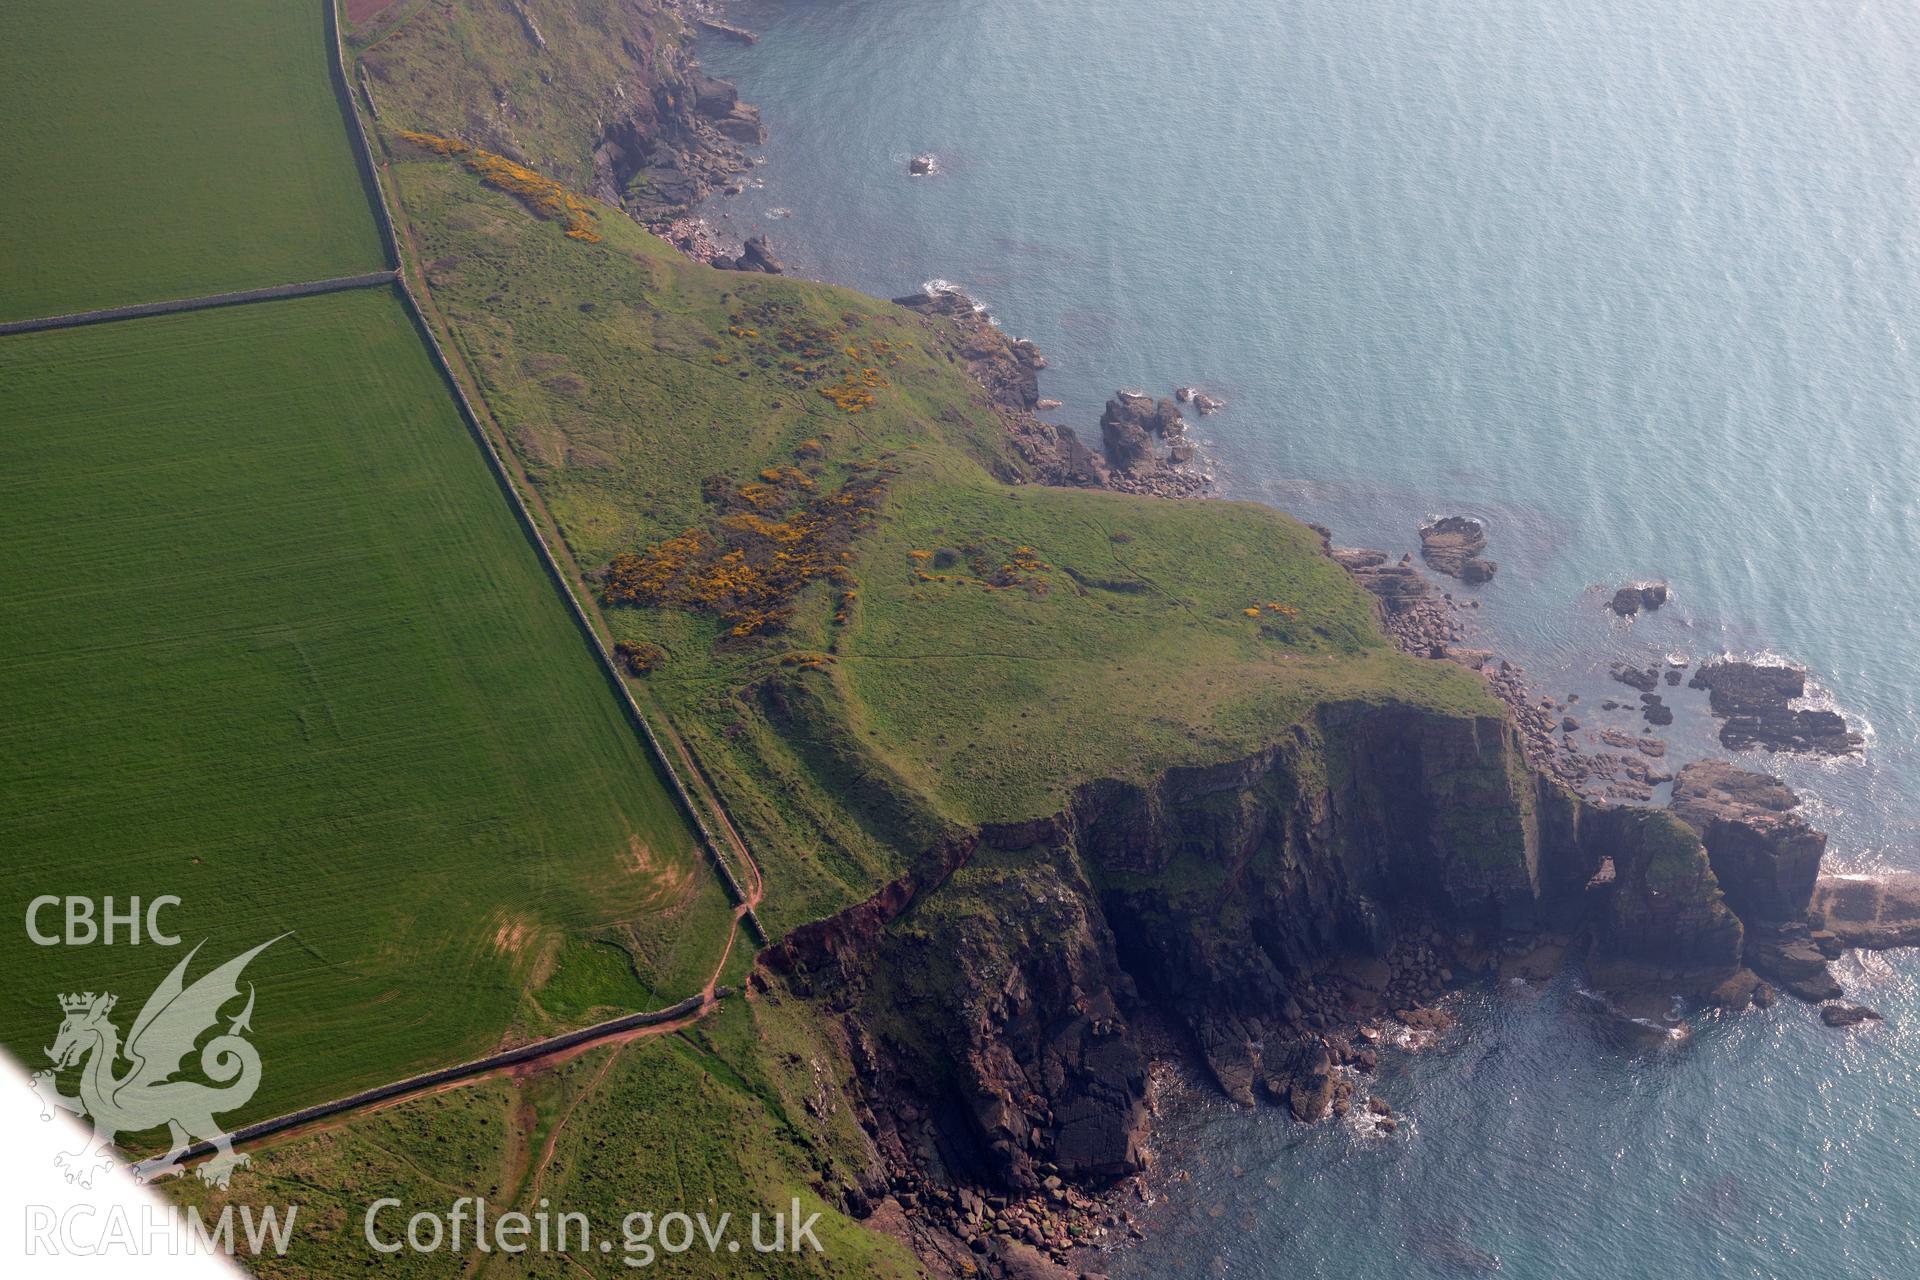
380, 142, 1498, 930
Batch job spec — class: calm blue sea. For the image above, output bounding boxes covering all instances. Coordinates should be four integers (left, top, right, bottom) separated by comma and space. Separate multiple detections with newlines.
696, 1, 1920, 1274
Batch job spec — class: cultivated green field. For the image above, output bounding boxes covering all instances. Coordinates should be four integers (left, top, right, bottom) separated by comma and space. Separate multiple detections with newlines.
0, 288, 729, 1123
0, 0, 387, 322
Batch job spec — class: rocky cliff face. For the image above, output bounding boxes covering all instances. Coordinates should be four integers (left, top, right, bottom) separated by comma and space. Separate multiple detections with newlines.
1672, 759, 1827, 924
894, 289, 1109, 489
1070, 704, 1738, 1101
361, 0, 764, 223
581, 39, 764, 220
1671, 758, 1839, 1000
770, 699, 1745, 1205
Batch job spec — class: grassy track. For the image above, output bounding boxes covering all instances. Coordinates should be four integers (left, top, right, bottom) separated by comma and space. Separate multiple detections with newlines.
0, 0, 386, 322
0, 288, 729, 1123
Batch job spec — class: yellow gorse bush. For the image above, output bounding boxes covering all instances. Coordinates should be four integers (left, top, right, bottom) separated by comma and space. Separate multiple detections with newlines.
397, 130, 603, 243
601, 463, 896, 638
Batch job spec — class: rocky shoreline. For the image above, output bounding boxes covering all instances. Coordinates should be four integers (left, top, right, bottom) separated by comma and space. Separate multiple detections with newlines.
1321, 529, 1673, 803
893, 285, 1215, 499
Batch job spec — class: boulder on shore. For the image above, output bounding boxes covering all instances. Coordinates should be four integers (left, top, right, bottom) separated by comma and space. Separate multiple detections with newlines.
734, 234, 785, 273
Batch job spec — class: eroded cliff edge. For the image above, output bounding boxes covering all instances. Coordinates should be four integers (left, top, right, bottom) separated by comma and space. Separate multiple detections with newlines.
355, 0, 764, 223
766, 695, 1750, 1224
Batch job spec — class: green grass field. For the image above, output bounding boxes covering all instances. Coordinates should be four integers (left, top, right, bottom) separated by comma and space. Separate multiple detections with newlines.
0, 0, 387, 321
0, 288, 728, 1124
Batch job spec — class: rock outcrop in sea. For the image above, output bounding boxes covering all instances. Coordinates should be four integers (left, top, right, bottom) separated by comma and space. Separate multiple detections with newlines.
1610, 582, 1669, 616
1419, 516, 1498, 583
1688, 660, 1865, 756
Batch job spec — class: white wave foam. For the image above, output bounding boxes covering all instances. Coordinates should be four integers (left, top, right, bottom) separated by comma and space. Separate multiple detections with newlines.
918, 279, 990, 317
1573, 986, 1690, 1042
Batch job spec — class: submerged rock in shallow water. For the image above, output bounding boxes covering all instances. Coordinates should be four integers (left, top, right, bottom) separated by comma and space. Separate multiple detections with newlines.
1609, 662, 1660, 693
1821, 1002, 1883, 1028
1688, 660, 1864, 756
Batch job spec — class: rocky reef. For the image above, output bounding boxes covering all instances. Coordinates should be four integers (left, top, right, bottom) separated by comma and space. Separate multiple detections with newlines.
1688, 660, 1865, 756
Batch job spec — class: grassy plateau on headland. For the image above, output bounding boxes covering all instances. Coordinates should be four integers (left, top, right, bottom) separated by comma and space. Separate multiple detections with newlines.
378, 136, 1495, 935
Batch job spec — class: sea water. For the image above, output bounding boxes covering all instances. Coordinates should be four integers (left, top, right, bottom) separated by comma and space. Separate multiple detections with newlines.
694, 1, 1920, 1274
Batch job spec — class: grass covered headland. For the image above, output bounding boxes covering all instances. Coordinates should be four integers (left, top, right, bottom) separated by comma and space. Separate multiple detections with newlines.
382, 138, 1497, 936
0, 288, 728, 1119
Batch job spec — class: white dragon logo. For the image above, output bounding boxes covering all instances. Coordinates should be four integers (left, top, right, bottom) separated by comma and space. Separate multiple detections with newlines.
29, 936, 283, 1190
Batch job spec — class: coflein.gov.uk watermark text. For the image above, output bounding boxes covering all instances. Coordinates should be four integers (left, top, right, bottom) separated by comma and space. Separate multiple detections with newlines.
25, 1197, 826, 1267
364, 1196, 825, 1267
